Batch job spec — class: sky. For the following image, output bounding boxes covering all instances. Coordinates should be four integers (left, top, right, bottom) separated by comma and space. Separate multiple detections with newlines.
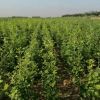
0, 0, 100, 17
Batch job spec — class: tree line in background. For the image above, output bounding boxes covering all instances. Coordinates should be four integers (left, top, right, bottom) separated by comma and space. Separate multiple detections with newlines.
62, 11, 100, 17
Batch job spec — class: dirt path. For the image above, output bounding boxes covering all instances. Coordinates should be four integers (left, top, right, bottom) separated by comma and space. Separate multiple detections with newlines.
53, 40, 80, 100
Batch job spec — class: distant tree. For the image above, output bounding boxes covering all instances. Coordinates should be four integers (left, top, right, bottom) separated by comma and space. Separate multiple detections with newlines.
62, 11, 100, 17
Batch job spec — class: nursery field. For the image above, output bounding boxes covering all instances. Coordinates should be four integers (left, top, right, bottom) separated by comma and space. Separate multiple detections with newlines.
0, 17, 100, 100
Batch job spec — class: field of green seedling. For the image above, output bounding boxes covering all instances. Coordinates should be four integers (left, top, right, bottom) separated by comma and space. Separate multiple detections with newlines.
0, 17, 100, 100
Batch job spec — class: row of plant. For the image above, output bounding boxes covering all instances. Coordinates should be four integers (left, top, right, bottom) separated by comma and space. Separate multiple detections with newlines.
0, 20, 41, 99
0, 17, 100, 99
47, 19, 100, 99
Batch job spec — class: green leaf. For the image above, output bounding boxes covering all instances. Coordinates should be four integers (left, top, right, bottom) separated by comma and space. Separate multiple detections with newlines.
95, 84, 100, 90
50, 81, 56, 87
95, 92, 99, 97
0, 80, 3, 84
3, 84, 9, 91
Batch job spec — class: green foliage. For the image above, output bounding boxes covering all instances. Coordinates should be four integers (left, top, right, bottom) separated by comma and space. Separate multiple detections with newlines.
0, 17, 100, 99
41, 25, 58, 100
80, 59, 100, 99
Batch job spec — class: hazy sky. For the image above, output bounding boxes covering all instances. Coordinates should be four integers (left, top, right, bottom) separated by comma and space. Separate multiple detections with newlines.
0, 0, 100, 17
